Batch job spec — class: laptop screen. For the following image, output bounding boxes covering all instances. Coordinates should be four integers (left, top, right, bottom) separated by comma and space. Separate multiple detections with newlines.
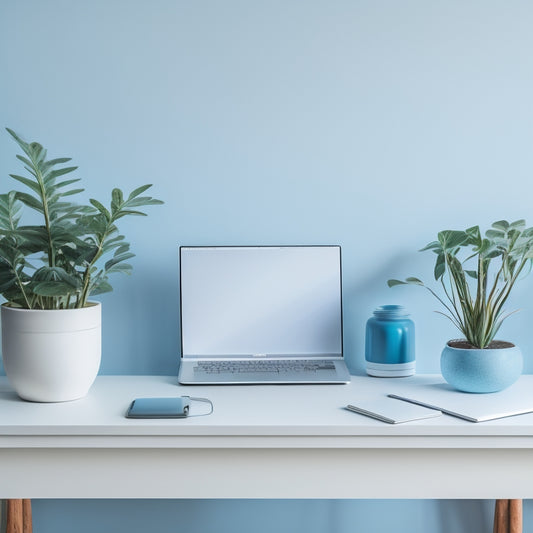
179, 246, 343, 359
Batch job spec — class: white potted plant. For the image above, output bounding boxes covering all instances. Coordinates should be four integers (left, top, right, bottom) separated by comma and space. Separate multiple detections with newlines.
388, 221, 533, 392
0, 128, 163, 402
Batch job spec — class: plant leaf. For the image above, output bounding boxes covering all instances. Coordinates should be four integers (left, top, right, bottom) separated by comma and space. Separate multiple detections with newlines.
434, 253, 446, 280
437, 230, 468, 251
387, 279, 407, 287
45, 166, 78, 181
105, 262, 133, 275
127, 184, 153, 200
90, 280, 113, 295
105, 252, 135, 271
31, 281, 77, 297
492, 220, 510, 231
9, 174, 42, 194
89, 199, 111, 221
387, 277, 424, 287
14, 191, 43, 212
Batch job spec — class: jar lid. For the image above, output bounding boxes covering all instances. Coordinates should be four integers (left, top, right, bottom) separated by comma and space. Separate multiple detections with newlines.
373, 304, 409, 318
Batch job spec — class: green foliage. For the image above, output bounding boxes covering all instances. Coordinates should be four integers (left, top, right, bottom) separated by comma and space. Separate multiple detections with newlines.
0, 128, 163, 309
388, 220, 533, 348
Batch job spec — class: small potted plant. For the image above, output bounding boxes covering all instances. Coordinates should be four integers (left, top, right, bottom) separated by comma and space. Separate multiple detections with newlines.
0, 128, 163, 402
388, 220, 533, 392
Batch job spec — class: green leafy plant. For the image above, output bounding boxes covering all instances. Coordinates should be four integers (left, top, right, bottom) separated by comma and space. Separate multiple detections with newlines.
388, 220, 533, 349
0, 128, 163, 309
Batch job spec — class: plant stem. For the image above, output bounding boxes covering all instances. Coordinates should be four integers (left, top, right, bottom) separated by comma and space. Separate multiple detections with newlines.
13, 270, 31, 309
79, 226, 113, 307
492, 258, 528, 319
431, 283, 463, 331
33, 165, 55, 268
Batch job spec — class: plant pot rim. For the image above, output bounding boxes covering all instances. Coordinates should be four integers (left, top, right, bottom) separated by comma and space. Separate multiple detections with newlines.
446, 339, 516, 350
2, 301, 101, 312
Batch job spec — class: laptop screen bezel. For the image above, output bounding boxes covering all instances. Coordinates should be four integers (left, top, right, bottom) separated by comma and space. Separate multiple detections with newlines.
178, 245, 344, 360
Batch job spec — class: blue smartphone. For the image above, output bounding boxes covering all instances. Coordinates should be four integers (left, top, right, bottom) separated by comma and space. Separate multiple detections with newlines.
126, 397, 190, 418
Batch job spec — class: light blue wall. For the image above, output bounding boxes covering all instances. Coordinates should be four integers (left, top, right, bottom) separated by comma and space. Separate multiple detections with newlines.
1, 1, 533, 532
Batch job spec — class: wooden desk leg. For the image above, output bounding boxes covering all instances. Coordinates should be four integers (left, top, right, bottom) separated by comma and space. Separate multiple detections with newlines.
6, 499, 32, 533
22, 500, 32, 533
6, 499, 23, 533
509, 499, 522, 533
494, 499, 509, 533
494, 499, 523, 533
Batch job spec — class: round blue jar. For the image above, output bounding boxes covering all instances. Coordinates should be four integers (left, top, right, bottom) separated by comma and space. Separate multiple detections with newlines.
365, 305, 415, 377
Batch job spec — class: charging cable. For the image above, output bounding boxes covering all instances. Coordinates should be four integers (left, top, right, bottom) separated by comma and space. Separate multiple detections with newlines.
182, 396, 214, 417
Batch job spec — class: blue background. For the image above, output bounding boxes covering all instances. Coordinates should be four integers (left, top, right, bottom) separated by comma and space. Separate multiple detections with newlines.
2, 1, 533, 531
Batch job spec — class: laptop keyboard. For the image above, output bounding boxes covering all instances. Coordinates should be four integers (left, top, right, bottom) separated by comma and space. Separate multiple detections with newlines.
194, 360, 336, 374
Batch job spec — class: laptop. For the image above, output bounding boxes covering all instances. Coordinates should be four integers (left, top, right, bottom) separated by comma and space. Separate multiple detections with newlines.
177, 245, 351, 384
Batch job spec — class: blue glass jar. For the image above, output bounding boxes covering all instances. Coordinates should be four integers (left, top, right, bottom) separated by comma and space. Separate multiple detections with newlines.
365, 305, 415, 377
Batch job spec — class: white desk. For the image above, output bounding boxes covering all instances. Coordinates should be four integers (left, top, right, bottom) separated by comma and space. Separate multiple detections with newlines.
0, 374, 531, 499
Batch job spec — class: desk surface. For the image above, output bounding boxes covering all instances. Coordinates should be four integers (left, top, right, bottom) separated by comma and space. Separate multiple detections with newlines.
1, 374, 533, 499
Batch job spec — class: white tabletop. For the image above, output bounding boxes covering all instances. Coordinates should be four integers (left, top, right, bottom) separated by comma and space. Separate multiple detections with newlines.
0, 374, 532, 499
1, 374, 533, 444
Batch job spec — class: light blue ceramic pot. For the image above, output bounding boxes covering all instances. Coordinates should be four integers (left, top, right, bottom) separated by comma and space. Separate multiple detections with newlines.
440, 340, 523, 393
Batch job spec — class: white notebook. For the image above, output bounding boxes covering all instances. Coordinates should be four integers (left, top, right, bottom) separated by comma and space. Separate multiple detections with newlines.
389, 377, 533, 423
346, 396, 442, 424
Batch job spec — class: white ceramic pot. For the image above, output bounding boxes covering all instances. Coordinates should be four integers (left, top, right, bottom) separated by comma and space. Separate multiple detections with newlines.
1, 302, 101, 402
